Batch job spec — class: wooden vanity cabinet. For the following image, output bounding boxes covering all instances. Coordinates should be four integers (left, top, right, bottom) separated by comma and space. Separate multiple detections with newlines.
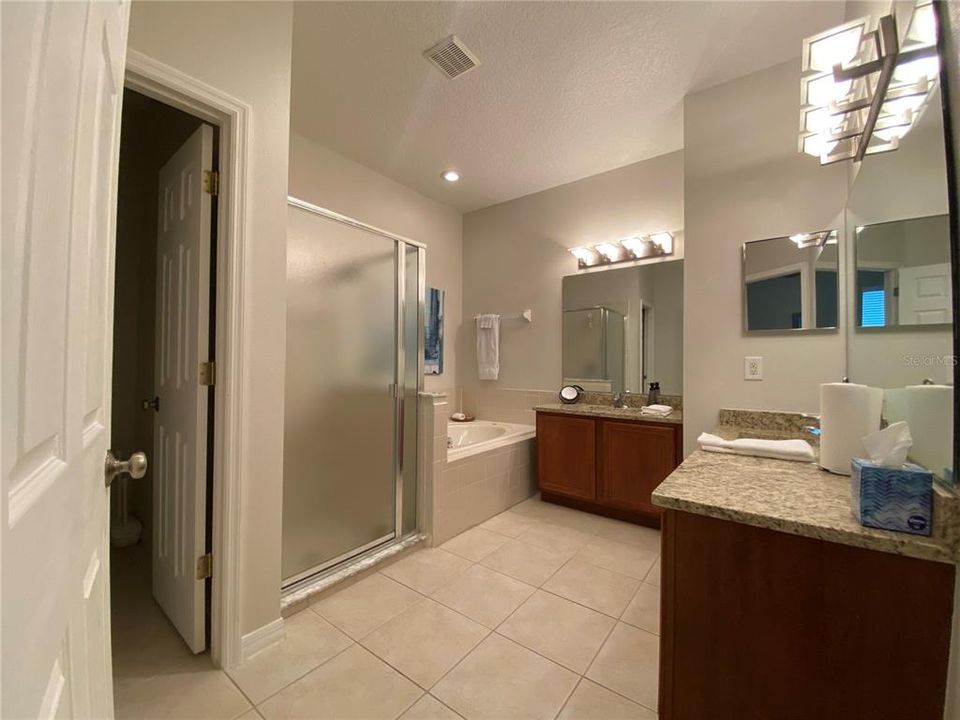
536, 411, 681, 526
536, 413, 596, 500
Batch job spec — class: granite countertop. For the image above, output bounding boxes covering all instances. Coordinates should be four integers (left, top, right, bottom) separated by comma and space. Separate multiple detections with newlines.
533, 403, 683, 425
653, 424, 959, 564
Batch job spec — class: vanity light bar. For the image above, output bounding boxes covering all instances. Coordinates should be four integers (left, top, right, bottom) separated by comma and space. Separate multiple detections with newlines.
798, 0, 940, 165
568, 232, 675, 269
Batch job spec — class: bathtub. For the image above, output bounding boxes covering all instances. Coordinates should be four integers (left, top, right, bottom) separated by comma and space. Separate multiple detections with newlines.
447, 420, 536, 461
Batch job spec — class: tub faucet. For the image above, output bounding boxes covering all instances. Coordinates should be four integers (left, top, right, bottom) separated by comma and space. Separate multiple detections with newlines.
612, 391, 630, 409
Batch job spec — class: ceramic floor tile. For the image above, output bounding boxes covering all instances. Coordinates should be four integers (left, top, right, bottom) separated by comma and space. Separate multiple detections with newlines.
361, 599, 489, 689
311, 572, 422, 640
590, 519, 663, 549
114, 658, 251, 720
497, 590, 615, 673
258, 644, 422, 720
644, 557, 661, 587
440, 526, 510, 562
557, 679, 657, 720
381, 549, 473, 595
517, 521, 593, 555
586, 623, 659, 712
543, 560, 640, 617
621, 584, 660, 635
479, 539, 573, 586
432, 634, 579, 720
574, 537, 659, 580
234, 710, 265, 720
227, 611, 353, 704
431, 564, 535, 628
399, 694, 463, 720
479, 511, 538, 538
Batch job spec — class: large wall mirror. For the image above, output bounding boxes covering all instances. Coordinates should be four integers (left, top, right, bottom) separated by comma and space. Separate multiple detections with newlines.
561, 260, 683, 396
742, 231, 840, 332
845, 81, 955, 483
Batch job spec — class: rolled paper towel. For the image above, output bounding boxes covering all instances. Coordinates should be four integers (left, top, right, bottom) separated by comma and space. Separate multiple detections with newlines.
819, 382, 883, 475
905, 384, 953, 477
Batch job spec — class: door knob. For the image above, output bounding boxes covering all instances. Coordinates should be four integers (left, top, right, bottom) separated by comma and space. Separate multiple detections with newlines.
142, 396, 160, 412
105, 450, 148, 487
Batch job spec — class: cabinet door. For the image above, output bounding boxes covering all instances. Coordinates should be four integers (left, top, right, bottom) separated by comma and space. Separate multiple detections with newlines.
599, 421, 677, 514
537, 413, 596, 500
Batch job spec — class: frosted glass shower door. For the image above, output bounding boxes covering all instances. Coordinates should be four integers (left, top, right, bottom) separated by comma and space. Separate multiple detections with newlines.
282, 205, 401, 584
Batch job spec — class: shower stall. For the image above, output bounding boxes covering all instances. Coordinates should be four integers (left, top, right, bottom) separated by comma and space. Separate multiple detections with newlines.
282, 198, 423, 590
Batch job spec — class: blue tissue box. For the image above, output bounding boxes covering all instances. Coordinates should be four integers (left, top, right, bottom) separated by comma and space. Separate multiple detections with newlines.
851, 458, 933, 536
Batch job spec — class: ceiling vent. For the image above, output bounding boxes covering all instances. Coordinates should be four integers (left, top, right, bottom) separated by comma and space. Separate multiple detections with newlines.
423, 35, 480, 79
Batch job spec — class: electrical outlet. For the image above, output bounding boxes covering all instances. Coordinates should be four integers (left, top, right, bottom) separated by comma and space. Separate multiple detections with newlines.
744, 356, 763, 381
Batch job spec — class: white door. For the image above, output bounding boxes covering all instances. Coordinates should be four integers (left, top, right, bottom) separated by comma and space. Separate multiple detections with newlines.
2, 1, 129, 717
152, 125, 214, 654
899, 262, 953, 324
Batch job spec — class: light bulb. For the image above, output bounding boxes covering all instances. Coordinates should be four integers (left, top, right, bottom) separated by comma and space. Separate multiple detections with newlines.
595, 243, 621, 261
442, 169, 460, 183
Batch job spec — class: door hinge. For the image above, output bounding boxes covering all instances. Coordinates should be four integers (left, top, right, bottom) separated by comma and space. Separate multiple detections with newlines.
202, 170, 219, 196
196, 553, 213, 580
199, 361, 216, 386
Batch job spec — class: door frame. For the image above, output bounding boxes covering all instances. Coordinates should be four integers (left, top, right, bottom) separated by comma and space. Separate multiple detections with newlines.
123, 50, 251, 669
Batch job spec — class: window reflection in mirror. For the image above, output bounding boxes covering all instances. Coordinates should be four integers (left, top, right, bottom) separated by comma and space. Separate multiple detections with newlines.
561, 261, 683, 396
845, 84, 954, 482
742, 232, 839, 332
855, 215, 952, 328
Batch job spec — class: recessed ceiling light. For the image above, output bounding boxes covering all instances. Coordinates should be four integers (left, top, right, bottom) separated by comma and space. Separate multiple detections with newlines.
442, 170, 460, 183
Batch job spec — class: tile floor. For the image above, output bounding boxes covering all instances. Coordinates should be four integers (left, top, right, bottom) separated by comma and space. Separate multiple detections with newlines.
112, 496, 662, 719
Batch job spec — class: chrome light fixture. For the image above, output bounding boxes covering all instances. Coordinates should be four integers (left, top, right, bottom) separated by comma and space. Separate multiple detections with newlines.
568, 231, 676, 269
798, 0, 940, 165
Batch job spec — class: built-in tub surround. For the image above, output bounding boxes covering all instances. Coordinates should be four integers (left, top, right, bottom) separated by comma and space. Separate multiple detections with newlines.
421, 393, 537, 546
448, 420, 535, 462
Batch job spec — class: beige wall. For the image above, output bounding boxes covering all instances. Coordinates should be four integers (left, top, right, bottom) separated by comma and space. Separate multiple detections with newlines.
461, 151, 684, 391
288, 133, 463, 395
128, 0, 293, 636
682, 59, 848, 455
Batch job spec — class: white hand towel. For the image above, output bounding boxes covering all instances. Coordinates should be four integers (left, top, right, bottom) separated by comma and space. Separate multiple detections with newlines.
697, 432, 815, 463
476, 315, 500, 380
640, 404, 673, 416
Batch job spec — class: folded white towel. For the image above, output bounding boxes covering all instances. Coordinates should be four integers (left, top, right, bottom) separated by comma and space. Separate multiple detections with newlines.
697, 432, 815, 463
476, 315, 500, 380
640, 404, 673, 416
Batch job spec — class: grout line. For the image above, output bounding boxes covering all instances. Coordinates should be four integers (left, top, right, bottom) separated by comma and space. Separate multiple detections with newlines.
551, 676, 584, 720
242, 640, 359, 709
425, 691, 466, 719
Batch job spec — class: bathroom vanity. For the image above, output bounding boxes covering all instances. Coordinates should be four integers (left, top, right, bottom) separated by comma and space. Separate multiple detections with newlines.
652, 419, 957, 719
534, 404, 682, 527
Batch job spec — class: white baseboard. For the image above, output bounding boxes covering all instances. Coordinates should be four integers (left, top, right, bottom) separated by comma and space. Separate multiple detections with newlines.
240, 618, 285, 663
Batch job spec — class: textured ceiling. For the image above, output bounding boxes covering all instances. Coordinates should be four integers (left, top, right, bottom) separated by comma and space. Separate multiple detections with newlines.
291, 1, 845, 212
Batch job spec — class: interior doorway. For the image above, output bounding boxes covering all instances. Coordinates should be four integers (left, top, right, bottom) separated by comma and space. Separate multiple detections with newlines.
110, 88, 219, 712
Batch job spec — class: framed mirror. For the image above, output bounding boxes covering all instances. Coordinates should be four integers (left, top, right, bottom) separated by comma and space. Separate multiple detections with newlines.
742, 231, 839, 333
424, 287, 444, 375
561, 260, 683, 396
854, 215, 952, 328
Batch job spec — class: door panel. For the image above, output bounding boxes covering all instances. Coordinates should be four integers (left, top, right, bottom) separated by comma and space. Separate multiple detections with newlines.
152, 125, 214, 654
536, 414, 597, 500
2, 1, 129, 717
598, 421, 677, 515
898, 263, 952, 324
282, 206, 399, 584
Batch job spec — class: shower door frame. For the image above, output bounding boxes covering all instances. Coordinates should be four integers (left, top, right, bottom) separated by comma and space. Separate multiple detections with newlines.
282, 196, 425, 591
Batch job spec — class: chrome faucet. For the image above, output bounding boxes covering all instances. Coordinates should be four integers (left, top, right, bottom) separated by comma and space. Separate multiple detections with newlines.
612, 391, 630, 409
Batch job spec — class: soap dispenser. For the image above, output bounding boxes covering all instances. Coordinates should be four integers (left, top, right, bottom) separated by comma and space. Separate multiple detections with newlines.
647, 382, 660, 406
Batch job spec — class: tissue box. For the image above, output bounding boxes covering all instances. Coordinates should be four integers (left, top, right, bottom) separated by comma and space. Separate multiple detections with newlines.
851, 458, 933, 536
